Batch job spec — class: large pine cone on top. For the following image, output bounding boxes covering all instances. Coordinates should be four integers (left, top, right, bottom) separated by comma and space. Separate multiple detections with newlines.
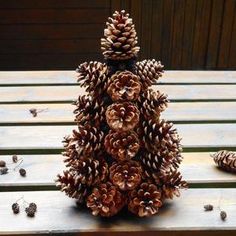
101, 10, 140, 60
128, 182, 162, 217
107, 70, 141, 102
109, 160, 142, 191
87, 182, 125, 217
104, 130, 140, 161
106, 102, 140, 132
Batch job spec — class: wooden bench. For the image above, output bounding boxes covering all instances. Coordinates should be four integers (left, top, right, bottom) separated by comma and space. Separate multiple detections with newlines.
0, 71, 236, 235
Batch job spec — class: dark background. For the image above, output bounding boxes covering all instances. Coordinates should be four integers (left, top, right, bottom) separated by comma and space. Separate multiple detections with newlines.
0, 0, 235, 70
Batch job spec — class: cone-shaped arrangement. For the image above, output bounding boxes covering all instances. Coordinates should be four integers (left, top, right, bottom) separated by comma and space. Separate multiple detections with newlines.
56, 10, 187, 218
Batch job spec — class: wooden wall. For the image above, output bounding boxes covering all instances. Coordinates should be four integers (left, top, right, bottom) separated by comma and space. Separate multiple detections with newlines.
0, 0, 235, 70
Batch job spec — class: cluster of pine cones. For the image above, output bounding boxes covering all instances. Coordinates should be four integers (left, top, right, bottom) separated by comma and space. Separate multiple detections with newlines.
56, 10, 187, 218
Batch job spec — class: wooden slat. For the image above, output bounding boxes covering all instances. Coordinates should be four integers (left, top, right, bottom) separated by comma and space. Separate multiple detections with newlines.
1, 85, 236, 103
0, 124, 235, 151
1, 71, 236, 86
0, 189, 235, 235
1, 102, 236, 125
0, 153, 235, 190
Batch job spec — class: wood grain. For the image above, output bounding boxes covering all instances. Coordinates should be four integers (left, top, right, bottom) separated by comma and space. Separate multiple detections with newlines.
0, 124, 235, 151
1, 71, 236, 86
0, 153, 235, 189
0, 189, 235, 235
1, 102, 236, 125
1, 85, 236, 103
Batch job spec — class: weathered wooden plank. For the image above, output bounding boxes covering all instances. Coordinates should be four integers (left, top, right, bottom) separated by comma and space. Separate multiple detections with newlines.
1, 71, 236, 86
0, 189, 235, 235
0, 152, 235, 190
0, 102, 236, 125
0, 124, 235, 151
1, 85, 236, 103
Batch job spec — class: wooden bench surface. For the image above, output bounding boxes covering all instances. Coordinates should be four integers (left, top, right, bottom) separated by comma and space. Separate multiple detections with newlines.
0, 71, 235, 235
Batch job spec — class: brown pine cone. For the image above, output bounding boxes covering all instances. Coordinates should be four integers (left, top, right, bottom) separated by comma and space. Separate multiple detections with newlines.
62, 125, 104, 164
104, 130, 140, 161
136, 59, 164, 89
70, 156, 108, 186
212, 150, 236, 173
56, 170, 88, 203
140, 149, 183, 172
109, 160, 142, 191
107, 71, 141, 102
106, 102, 140, 132
101, 10, 140, 60
76, 61, 108, 97
158, 170, 188, 199
87, 182, 125, 217
73, 95, 106, 127
128, 182, 162, 217
137, 119, 181, 156
138, 89, 168, 119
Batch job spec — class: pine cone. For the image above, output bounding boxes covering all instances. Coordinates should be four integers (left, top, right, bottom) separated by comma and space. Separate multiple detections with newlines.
56, 170, 88, 203
136, 59, 164, 89
76, 61, 108, 97
109, 160, 142, 191
137, 89, 168, 119
73, 95, 106, 127
87, 182, 125, 217
70, 156, 108, 186
128, 182, 162, 217
63, 125, 104, 164
107, 70, 141, 102
139, 149, 183, 172
158, 170, 188, 199
101, 10, 140, 60
104, 130, 140, 161
137, 119, 181, 156
106, 102, 140, 132
212, 150, 236, 173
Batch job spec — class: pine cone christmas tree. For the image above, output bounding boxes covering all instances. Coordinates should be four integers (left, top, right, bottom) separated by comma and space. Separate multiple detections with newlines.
57, 10, 187, 218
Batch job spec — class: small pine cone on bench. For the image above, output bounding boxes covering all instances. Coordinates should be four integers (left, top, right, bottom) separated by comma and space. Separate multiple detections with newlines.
104, 130, 140, 161
109, 160, 142, 191
107, 70, 141, 102
212, 150, 236, 173
106, 102, 140, 132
